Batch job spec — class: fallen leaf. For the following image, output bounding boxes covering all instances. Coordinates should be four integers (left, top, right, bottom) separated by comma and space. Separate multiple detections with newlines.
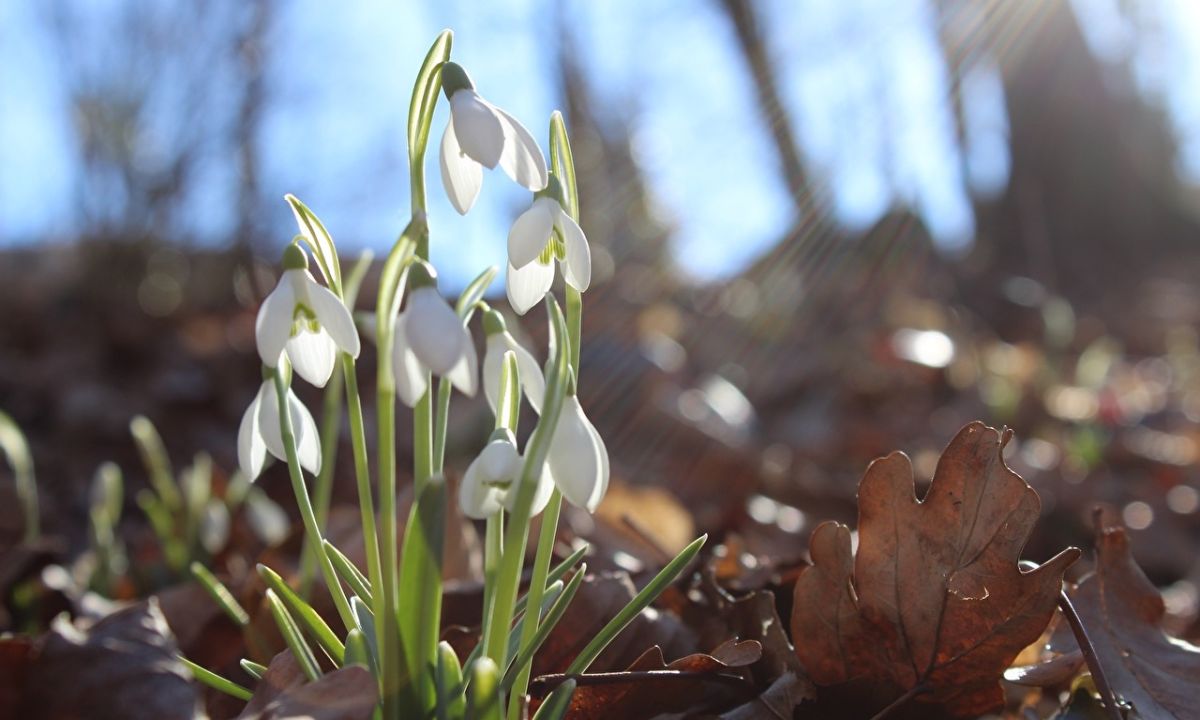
558, 639, 761, 719
791, 422, 1080, 718
1065, 517, 1200, 717
19, 598, 201, 719
238, 650, 377, 720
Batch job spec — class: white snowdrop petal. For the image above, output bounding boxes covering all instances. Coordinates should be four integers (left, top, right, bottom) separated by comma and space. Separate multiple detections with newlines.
257, 382, 286, 462
237, 391, 267, 481
493, 105, 548, 190
406, 288, 465, 374
507, 199, 557, 269
289, 390, 322, 475
479, 439, 520, 481
446, 324, 478, 397
460, 458, 502, 520
583, 414, 610, 512
286, 330, 337, 387
307, 280, 361, 358
450, 91, 505, 169
255, 278, 296, 368
526, 466, 556, 517
440, 120, 483, 215
507, 332, 546, 414
549, 397, 603, 510
392, 315, 429, 408
559, 213, 592, 292
505, 260, 554, 316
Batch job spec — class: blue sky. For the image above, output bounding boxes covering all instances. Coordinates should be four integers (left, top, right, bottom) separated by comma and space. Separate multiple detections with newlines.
2, 0, 1199, 287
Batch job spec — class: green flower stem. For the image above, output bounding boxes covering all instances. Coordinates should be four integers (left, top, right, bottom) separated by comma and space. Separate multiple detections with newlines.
339, 354, 384, 627
180, 657, 252, 701
300, 363, 344, 597
479, 511, 504, 657
270, 371, 354, 631
504, 489, 563, 718
375, 379, 406, 719
482, 301, 569, 673
432, 379, 453, 475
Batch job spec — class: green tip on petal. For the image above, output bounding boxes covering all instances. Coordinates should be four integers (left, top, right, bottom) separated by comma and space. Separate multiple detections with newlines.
408, 260, 438, 290
440, 62, 474, 99
281, 243, 309, 271
482, 308, 507, 336
535, 175, 566, 205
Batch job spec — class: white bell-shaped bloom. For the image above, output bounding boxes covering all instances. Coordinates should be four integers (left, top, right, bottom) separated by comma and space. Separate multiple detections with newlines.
546, 395, 609, 512
438, 62, 547, 215
459, 433, 553, 519
392, 283, 478, 407
256, 245, 360, 387
237, 379, 321, 481
481, 310, 545, 415
506, 179, 591, 315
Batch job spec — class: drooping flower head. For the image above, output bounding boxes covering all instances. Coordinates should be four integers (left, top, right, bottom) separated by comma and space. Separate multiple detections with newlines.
481, 308, 545, 415
439, 62, 548, 215
459, 429, 553, 519
392, 262, 478, 407
546, 382, 609, 512
256, 244, 360, 387
506, 176, 591, 315
237, 368, 321, 481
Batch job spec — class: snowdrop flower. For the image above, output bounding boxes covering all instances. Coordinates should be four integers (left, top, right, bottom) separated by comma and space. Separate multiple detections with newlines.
459, 430, 552, 519
481, 309, 545, 414
392, 263, 478, 407
439, 62, 548, 214
238, 375, 321, 481
547, 393, 609, 512
506, 176, 591, 315
256, 244, 360, 387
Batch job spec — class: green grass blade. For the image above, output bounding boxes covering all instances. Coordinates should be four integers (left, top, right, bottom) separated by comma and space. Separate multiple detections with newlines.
531, 679, 575, 720
324, 540, 374, 606
566, 535, 706, 675
129, 415, 181, 512
240, 658, 268, 680
350, 596, 380, 670
265, 589, 322, 682
190, 562, 249, 626
397, 473, 446, 712
0, 410, 37, 542
180, 656, 252, 701
258, 564, 345, 664
501, 566, 585, 690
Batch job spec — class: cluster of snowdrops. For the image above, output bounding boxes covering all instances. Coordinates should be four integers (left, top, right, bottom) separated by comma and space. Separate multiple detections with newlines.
187, 30, 706, 720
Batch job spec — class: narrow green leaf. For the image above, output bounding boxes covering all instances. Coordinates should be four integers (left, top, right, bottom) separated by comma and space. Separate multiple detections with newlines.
265, 589, 322, 682
129, 415, 181, 512
0, 410, 37, 541
258, 564, 345, 664
532, 679, 575, 720
566, 534, 707, 675
502, 566, 585, 690
137, 489, 186, 572
407, 30, 454, 157
324, 540, 374, 606
466, 657, 502, 720
397, 473, 446, 711
284, 194, 343, 294
240, 658, 268, 680
548, 112, 580, 222
350, 596, 380, 670
436, 641, 466, 720
180, 656, 252, 701
455, 265, 498, 319
90, 461, 123, 531
190, 562, 250, 626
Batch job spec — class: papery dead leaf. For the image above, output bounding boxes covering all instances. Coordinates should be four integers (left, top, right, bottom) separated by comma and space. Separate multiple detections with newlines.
238, 650, 377, 720
560, 639, 761, 719
19, 598, 201, 719
1066, 518, 1200, 718
791, 422, 1080, 717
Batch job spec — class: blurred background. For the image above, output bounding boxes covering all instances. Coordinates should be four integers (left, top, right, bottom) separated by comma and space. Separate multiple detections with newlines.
4, 0, 1200, 605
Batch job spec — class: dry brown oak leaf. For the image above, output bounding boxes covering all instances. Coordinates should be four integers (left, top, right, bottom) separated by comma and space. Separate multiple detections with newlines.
791, 422, 1080, 718
1066, 519, 1200, 718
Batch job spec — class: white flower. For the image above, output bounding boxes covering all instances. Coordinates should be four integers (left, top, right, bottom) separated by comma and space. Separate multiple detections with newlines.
481, 310, 545, 415
459, 433, 553, 519
392, 282, 478, 407
546, 395, 609, 512
506, 179, 591, 315
237, 379, 321, 481
256, 245, 360, 387
438, 62, 547, 215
